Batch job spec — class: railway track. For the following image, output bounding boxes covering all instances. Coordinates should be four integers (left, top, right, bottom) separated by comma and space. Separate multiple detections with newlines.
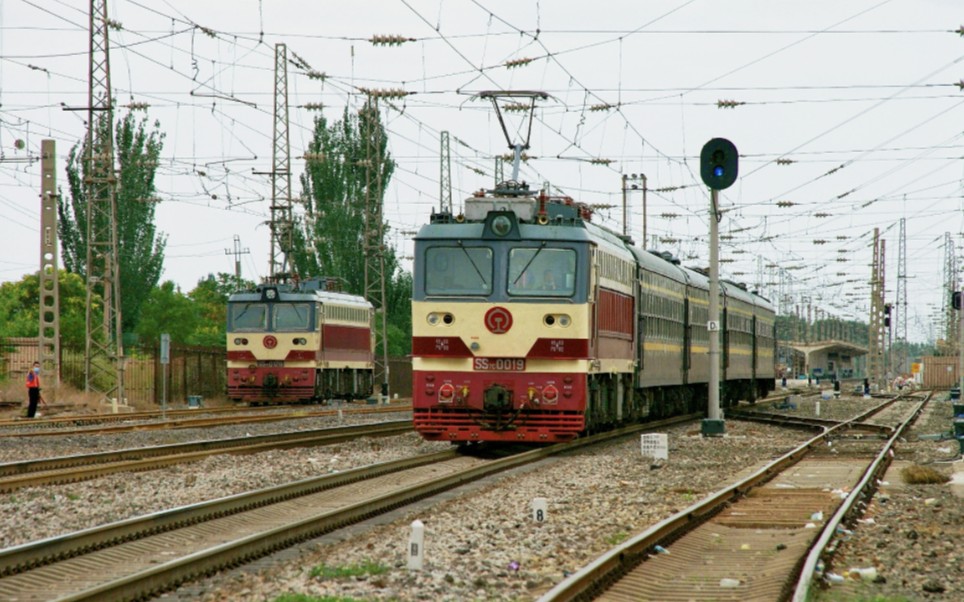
0, 403, 411, 437
0, 414, 697, 601
0, 420, 413, 493
538, 392, 929, 602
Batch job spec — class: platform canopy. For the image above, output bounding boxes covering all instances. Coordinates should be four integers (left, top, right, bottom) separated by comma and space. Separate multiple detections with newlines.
784, 339, 868, 379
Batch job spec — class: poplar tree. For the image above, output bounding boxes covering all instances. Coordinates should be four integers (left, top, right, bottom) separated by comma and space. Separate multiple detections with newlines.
58, 111, 167, 334
292, 104, 411, 354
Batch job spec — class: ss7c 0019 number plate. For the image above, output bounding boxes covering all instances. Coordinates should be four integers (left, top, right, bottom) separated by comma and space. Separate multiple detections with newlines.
473, 357, 526, 372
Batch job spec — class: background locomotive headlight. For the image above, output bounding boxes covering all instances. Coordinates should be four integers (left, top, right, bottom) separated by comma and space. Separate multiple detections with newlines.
427, 312, 440, 325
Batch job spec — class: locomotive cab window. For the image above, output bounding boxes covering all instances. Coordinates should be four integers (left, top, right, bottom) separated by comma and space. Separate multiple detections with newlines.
424, 246, 493, 296
229, 303, 267, 331
274, 303, 312, 331
508, 248, 576, 297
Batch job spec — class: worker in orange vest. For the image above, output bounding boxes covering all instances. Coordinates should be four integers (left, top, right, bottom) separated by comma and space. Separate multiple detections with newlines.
25, 361, 41, 418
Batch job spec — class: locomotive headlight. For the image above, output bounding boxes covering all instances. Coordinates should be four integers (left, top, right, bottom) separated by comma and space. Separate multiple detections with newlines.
558, 314, 571, 327
233, 337, 244, 345
442, 313, 454, 325
427, 312, 440, 325
491, 215, 512, 236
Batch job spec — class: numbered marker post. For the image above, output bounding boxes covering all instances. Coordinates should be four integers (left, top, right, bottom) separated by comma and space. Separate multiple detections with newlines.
815, 400, 821, 417
531, 497, 548, 523
640, 433, 669, 461
408, 519, 424, 570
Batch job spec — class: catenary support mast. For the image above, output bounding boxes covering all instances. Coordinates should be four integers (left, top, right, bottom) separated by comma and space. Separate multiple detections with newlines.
84, 0, 124, 407
39, 140, 60, 392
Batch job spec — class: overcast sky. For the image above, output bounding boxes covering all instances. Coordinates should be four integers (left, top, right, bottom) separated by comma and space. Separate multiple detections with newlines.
1, 0, 962, 342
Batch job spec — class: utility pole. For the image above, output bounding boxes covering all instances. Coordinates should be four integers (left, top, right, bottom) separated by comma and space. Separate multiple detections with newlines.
439, 131, 452, 213
224, 234, 250, 283
362, 96, 390, 401
39, 139, 60, 393
84, 0, 124, 408
268, 43, 293, 281
620, 174, 646, 240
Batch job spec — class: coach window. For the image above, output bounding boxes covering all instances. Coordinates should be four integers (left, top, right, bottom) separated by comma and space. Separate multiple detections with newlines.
274, 303, 312, 331
509, 248, 576, 297
425, 246, 493, 295
230, 303, 267, 331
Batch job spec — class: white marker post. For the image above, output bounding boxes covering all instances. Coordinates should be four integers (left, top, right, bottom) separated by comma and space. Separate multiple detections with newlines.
408, 519, 424, 570
531, 497, 548, 523
640, 433, 669, 461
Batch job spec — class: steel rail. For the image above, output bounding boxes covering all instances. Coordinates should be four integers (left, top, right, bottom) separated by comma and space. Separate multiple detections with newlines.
0, 420, 413, 493
0, 414, 697, 601
0, 401, 413, 429
790, 392, 931, 601
0, 404, 411, 437
537, 394, 924, 602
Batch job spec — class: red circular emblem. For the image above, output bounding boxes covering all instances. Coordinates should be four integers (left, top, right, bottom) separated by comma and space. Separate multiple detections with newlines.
263, 335, 278, 349
484, 307, 513, 334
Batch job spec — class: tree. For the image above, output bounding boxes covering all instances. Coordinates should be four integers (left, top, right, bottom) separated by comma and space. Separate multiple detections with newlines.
134, 281, 198, 345
58, 110, 167, 334
291, 104, 411, 356
187, 273, 254, 347
0, 271, 90, 347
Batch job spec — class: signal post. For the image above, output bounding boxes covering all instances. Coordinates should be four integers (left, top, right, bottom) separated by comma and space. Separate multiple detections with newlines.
700, 138, 738, 437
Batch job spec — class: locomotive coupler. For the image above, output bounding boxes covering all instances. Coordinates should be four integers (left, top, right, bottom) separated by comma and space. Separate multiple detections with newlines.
482, 384, 513, 414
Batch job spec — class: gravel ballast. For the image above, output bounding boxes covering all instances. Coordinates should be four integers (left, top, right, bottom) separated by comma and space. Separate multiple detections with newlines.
2, 394, 960, 601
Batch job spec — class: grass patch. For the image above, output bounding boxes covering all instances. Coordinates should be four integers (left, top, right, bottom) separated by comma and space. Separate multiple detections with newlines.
310, 559, 389, 580
815, 592, 915, 602
273, 595, 364, 602
605, 531, 629, 545
900, 464, 950, 485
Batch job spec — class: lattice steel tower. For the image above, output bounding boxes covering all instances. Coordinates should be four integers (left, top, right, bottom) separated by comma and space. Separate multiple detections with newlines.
362, 97, 390, 398
868, 228, 885, 388
268, 43, 293, 281
896, 218, 908, 373
84, 0, 124, 404
439, 130, 451, 213
943, 232, 958, 346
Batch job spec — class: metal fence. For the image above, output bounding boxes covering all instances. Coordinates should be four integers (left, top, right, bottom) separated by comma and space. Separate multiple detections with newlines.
2, 337, 413, 404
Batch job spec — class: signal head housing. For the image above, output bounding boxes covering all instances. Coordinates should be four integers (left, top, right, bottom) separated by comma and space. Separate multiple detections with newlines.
700, 137, 739, 190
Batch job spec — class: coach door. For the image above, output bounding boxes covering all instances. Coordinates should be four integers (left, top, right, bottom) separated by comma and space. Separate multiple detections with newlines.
636, 279, 645, 374
682, 297, 691, 384
751, 315, 758, 382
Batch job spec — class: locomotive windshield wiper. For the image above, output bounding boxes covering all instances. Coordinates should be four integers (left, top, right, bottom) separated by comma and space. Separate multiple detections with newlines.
511, 242, 546, 286
457, 241, 488, 287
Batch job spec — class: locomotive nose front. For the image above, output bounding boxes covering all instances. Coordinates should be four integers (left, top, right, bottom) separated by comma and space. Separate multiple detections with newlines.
482, 384, 513, 413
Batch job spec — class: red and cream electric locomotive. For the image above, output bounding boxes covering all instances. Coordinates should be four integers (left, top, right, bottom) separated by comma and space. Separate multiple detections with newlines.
226, 279, 375, 404
411, 184, 775, 443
